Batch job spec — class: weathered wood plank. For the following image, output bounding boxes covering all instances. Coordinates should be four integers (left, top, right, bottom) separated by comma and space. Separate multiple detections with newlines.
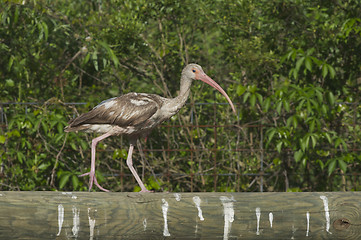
0, 191, 360, 239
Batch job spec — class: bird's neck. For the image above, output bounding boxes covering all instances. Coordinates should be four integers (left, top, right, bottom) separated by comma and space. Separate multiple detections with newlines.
165, 76, 192, 115
177, 76, 192, 105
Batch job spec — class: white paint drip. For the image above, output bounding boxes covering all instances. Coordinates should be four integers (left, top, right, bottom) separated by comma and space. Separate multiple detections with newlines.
162, 199, 171, 236
88, 208, 97, 240
143, 218, 147, 231
269, 212, 273, 228
256, 207, 261, 235
306, 211, 310, 237
220, 196, 235, 240
57, 204, 64, 236
192, 196, 205, 221
174, 193, 181, 201
319, 195, 332, 234
292, 224, 297, 237
72, 206, 80, 237
62, 192, 77, 199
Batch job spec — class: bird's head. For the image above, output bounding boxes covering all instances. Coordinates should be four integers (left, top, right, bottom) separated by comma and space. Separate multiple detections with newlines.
183, 63, 236, 114
182, 63, 204, 80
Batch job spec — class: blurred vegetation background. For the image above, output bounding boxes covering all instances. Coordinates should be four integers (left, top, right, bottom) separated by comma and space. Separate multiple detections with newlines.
1, 0, 361, 192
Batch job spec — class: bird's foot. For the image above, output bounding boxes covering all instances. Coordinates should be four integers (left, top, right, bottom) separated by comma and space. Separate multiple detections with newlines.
140, 188, 153, 193
79, 171, 110, 192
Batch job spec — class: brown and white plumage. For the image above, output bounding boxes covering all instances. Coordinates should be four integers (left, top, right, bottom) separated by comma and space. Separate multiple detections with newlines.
65, 63, 236, 192
66, 93, 164, 136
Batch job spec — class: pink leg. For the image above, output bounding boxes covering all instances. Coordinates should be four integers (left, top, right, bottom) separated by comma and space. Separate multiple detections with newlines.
127, 143, 152, 192
79, 132, 113, 192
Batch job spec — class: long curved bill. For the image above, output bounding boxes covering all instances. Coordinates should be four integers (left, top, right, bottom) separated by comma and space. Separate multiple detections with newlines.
198, 73, 236, 114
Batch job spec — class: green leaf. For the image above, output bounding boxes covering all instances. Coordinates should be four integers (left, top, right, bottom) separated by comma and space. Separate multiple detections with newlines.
99, 41, 119, 67
80, 140, 88, 151
17, 152, 24, 164
335, 137, 348, 151
70, 142, 77, 151
283, 100, 290, 112
55, 133, 64, 143
92, 50, 98, 71
59, 174, 71, 189
292, 68, 298, 79
305, 57, 312, 72
327, 159, 337, 176
316, 159, 325, 170
5, 79, 14, 87
256, 93, 263, 105
294, 150, 303, 162
236, 85, 246, 96
0, 135, 5, 144
276, 101, 282, 114
286, 116, 294, 128
276, 141, 283, 153
250, 94, 256, 107
42, 21, 49, 41
310, 135, 317, 148
322, 64, 328, 78
309, 119, 315, 132
300, 135, 311, 152
315, 89, 323, 103
38, 162, 49, 170
83, 52, 91, 65
310, 56, 322, 65
95, 171, 105, 183
290, 49, 297, 61
328, 65, 336, 79
263, 97, 271, 112
338, 159, 347, 173
72, 175, 79, 190
287, 187, 302, 192
304, 135, 310, 149
149, 177, 161, 190
57, 123, 63, 134
266, 128, 277, 144
321, 104, 328, 115
327, 92, 335, 105
243, 92, 250, 103
7, 55, 14, 72
324, 133, 332, 144
295, 56, 305, 72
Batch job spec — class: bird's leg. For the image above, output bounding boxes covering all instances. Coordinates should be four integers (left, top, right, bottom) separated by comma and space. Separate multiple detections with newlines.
79, 132, 113, 192
127, 143, 152, 193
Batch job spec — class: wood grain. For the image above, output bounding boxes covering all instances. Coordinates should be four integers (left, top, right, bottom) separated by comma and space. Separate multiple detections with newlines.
0, 191, 360, 239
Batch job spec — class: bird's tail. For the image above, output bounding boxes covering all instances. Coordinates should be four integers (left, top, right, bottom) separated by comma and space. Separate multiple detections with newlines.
64, 123, 91, 132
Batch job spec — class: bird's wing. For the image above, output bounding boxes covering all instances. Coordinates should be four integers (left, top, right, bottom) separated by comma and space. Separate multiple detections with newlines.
67, 93, 163, 128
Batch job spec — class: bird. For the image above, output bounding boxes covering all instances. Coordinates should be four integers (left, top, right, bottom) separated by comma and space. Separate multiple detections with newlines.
64, 63, 236, 192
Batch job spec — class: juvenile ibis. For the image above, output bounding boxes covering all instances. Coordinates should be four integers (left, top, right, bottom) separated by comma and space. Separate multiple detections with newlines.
65, 64, 236, 192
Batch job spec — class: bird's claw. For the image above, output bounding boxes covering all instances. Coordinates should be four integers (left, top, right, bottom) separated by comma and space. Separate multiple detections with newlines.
140, 188, 153, 193
79, 172, 90, 177
79, 171, 109, 192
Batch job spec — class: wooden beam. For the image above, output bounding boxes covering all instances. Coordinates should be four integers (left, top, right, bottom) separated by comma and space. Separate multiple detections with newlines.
0, 191, 360, 239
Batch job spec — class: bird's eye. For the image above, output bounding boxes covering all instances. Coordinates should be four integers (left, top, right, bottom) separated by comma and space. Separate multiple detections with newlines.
192, 69, 196, 73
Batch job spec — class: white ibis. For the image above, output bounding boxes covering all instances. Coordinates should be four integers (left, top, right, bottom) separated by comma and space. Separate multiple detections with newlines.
65, 64, 236, 192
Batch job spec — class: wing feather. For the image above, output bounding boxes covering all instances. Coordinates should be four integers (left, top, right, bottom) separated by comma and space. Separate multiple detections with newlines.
65, 93, 163, 132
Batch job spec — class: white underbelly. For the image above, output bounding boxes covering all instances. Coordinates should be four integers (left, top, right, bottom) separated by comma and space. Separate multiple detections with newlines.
85, 124, 113, 133
83, 124, 145, 135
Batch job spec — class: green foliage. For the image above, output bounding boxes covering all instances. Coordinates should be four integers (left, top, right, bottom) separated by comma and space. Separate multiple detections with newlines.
1, 0, 361, 192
